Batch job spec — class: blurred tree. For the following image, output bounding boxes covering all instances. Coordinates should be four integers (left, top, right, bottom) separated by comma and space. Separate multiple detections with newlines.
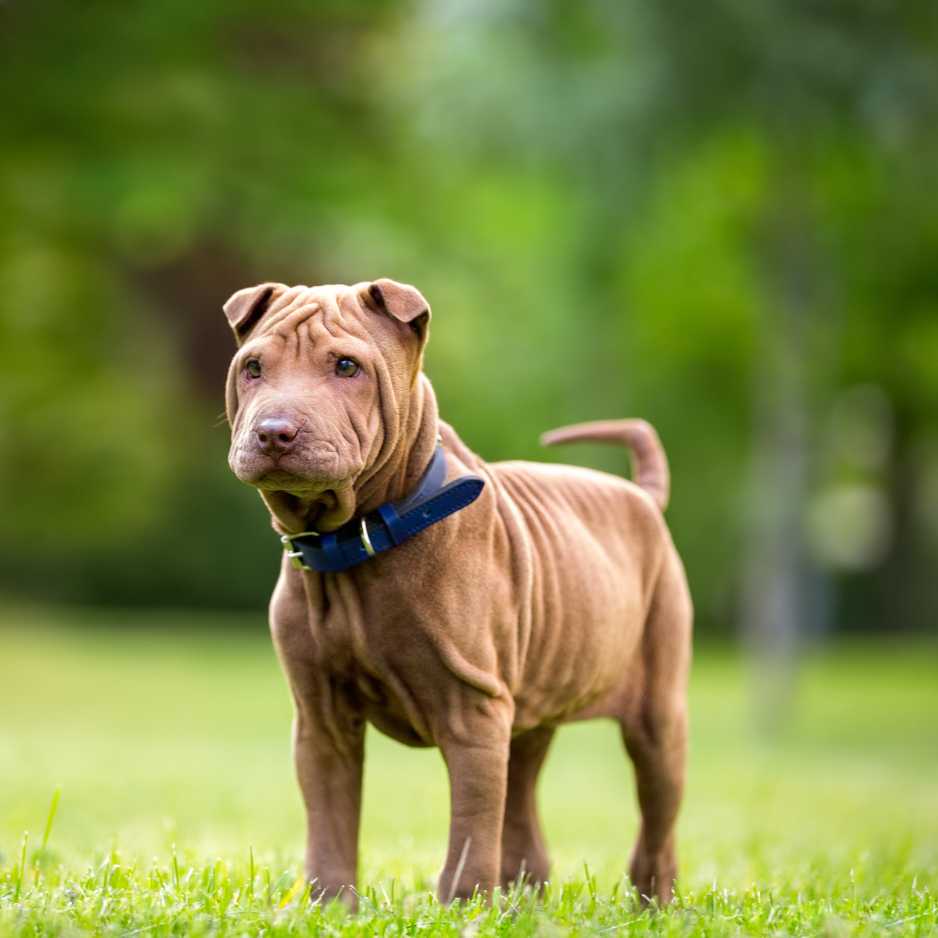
1, 0, 936, 640
0, 0, 410, 605
396, 0, 938, 633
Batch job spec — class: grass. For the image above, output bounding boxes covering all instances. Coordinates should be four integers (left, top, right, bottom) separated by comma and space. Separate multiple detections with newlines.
1, 602, 936, 935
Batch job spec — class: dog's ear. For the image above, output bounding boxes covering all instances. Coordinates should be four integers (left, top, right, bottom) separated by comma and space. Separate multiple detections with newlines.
223, 283, 285, 345
360, 278, 431, 346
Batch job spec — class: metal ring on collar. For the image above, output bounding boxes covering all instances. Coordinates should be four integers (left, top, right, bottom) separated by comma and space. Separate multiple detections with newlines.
359, 518, 376, 557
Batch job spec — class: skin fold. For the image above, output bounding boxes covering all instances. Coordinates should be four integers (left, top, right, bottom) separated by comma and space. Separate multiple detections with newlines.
223, 279, 693, 907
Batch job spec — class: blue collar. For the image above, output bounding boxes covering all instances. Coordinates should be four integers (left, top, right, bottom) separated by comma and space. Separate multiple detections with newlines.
280, 445, 484, 573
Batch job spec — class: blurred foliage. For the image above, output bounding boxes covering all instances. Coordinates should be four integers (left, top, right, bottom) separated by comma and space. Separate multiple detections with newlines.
1, 0, 937, 631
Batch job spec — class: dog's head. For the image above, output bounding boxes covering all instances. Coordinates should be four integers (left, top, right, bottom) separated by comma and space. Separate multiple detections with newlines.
223, 279, 431, 533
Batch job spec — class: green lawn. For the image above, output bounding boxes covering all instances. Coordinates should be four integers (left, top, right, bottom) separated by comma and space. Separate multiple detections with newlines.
1, 603, 936, 935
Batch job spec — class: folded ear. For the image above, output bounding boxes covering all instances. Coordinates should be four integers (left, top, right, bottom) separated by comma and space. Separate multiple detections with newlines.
223, 282, 285, 345
361, 278, 431, 345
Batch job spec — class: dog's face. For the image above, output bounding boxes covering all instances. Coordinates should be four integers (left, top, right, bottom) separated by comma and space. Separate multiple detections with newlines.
224, 279, 430, 531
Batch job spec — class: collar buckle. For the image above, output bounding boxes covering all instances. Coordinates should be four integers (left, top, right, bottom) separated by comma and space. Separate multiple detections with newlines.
281, 532, 313, 571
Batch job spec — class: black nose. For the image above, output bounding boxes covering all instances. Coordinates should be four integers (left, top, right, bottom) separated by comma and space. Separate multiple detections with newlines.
255, 417, 299, 455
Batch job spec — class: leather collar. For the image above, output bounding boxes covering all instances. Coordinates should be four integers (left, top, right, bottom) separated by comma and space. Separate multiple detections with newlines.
280, 445, 484, 573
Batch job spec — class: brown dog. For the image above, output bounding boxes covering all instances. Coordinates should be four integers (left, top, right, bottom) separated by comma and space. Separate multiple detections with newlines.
223, 279, 692, 906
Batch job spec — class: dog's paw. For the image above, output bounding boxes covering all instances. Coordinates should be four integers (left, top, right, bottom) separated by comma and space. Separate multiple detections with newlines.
628, 846, 677, 906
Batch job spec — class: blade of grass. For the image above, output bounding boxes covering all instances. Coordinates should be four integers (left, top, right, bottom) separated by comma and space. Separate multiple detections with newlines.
447, 836, 472, 905
40, 789, 61, 851
279, 874, 307, 909
14, 832, 29, 901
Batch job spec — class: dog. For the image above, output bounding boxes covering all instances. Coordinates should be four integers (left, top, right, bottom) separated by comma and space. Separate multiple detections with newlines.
223, 278, 692, 906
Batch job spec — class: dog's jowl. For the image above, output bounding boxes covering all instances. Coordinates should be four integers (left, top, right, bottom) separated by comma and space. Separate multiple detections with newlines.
223, 279, 692, 906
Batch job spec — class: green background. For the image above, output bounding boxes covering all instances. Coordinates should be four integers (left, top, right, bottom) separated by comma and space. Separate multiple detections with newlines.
2, 4, 937, 932
3, 1, 938, 636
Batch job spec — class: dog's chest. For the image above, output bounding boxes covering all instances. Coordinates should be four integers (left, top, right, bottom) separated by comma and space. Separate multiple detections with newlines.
301, 578, 450, 745
351, 670, 434, 747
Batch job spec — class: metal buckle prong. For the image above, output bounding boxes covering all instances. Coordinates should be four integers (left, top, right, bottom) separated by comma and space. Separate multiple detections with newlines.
281, 533, 313, 571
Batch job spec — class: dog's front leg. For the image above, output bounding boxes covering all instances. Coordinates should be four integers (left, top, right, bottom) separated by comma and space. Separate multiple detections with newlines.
438, 719, 511, 902
293, 707, 364, 908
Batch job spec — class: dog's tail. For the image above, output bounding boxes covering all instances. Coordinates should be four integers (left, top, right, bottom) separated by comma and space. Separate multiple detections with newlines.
540, 419, 670, 512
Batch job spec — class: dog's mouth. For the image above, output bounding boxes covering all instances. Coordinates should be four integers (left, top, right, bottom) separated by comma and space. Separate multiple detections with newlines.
235, 447, 347, 492
230, 439, 360, 533
253, 465, 331, 493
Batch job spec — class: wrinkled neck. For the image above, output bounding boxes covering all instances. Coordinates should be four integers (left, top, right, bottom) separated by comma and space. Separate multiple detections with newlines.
355, 374, 440, 515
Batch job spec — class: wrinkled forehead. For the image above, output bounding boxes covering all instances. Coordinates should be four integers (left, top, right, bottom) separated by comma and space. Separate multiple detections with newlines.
252, 284, 368, 345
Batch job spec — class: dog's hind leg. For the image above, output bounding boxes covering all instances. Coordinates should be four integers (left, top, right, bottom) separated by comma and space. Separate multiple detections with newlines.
619, 551, 692, 905
500, 726, 555, 889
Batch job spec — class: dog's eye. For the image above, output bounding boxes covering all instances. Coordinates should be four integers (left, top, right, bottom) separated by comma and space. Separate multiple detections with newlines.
335, 357, 360, 378
245, 359, 262, 379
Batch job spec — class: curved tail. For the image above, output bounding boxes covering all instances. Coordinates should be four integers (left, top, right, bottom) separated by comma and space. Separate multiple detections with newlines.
540, 419, 671, 512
